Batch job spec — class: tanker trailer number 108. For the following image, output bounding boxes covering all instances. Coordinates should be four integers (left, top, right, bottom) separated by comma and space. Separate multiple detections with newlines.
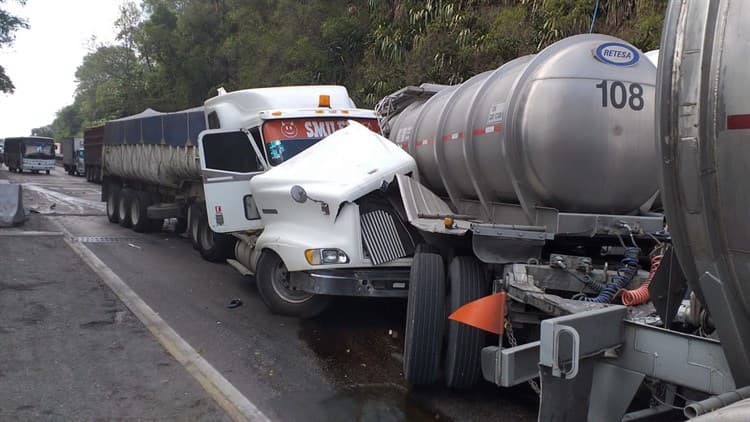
596, 80, 644, 111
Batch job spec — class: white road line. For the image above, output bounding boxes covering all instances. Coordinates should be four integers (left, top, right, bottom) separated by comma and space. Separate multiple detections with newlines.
0, 230, 63, 237
51, 220, 271, 422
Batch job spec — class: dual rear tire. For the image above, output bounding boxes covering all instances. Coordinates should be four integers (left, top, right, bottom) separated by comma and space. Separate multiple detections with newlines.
110, 186, 163, 232
404, 249, 488, 388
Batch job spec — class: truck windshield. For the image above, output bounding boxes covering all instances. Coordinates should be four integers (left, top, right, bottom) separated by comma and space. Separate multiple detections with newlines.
24, 143, 54, 159
262, 118, 380, 166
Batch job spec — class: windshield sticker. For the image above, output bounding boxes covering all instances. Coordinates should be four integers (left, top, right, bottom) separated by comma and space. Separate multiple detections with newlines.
268, 140, 285, 161
280, 121, 298, 137
263, 118, 380, 143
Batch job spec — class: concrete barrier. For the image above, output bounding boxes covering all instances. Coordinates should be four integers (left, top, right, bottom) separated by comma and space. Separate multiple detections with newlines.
0, 181, 25, 227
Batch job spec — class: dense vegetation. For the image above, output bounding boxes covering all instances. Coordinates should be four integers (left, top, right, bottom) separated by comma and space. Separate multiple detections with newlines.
37, 0, 666, 137
0, 0, 28, 93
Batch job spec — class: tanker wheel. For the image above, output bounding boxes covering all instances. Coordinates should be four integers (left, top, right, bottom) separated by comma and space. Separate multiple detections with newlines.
255, 250, 332, 318
130, 191, 155, 233
117, 188, 133, 228
445, 256, 488, 389
404, 250, 446, 386
106, 187, 120, 223
196, 215, 234, 262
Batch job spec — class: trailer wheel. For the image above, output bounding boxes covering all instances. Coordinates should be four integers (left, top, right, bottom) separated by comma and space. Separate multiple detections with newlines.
118, 188, 133, 228
255, 250, 332, 318
196, 216, 234, 262
445, 256, 488, 389
404, 250, 446, 386
45, 170, 50, 175
106, 187, 120, 223
130, 191, 153, 233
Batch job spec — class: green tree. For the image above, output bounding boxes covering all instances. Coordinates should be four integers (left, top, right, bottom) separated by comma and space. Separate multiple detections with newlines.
0, 0, 28, 93
30, 124, 54, 137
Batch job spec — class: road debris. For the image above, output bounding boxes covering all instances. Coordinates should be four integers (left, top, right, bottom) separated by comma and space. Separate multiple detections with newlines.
227, 298, 243, 309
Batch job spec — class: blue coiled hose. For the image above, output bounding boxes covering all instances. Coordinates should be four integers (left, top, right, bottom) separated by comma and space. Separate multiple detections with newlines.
578, 247, 640, 303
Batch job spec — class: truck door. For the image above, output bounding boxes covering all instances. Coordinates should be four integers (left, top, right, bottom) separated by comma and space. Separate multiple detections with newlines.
198, 129, 268, 233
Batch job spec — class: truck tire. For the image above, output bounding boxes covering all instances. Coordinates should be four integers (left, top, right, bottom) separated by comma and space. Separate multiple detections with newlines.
106, 187, 120, 223
118, 188, 133, 228
445, 256, 488, 389
189, 203, 203, 249
174, 217, 188, 234
130, 191, 153, 233
196, 216, 234, 262
404, 250, 446, 386
46, 170, 50, 175
255, 250, 332, 318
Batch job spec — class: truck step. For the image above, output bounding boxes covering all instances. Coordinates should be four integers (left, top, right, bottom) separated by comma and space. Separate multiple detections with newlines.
226, 259, 253, 276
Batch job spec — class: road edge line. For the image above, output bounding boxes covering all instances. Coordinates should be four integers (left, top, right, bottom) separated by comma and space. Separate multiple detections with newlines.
52, 220, 271, 422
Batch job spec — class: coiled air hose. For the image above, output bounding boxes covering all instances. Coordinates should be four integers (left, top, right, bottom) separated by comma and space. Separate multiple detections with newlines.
577, 247, 641, 303
621, 254, 663, 306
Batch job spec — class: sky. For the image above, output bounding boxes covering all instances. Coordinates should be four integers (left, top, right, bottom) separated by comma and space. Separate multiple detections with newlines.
0, 0, 125, 138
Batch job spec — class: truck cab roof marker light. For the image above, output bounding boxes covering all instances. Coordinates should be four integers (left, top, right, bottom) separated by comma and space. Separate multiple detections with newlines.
318, 95, 331, 108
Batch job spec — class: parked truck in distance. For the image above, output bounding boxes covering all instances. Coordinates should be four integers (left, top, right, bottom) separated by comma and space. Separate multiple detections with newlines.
61, 137, 85, 176
100, 86, 414, 317
3, 137, 55, 174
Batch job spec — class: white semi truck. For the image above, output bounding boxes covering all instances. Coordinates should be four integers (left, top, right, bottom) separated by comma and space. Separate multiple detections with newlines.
100, 86, 416, 317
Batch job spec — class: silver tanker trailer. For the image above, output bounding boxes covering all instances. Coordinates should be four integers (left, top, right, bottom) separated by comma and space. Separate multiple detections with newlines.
363, 16, 749, 420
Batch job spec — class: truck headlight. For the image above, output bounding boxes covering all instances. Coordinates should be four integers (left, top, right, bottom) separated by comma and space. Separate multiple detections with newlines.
304, 248, 349, 265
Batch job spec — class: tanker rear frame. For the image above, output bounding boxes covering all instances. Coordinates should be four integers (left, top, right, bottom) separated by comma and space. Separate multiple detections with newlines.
383, 7, 749, 421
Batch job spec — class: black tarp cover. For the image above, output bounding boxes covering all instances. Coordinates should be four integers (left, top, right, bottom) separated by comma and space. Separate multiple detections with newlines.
103, 107, 205, 147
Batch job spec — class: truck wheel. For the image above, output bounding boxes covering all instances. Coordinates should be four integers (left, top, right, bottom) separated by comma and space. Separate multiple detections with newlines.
189, 203, 203, 249
196, 216, 234, 262
130, 191, 153, 233
106, 187, 120, 223
255, 250, 332, 318
404, 250, 446, 386
118, 189, 133, 228
174, 217, 188, 234
45, 170, 50, 175
445, 256, 488, 389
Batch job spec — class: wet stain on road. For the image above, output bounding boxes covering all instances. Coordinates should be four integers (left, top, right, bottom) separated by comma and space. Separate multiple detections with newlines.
297, 298, 448, 421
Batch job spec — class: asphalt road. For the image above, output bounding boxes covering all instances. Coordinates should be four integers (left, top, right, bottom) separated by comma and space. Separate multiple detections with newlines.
0, 164, 539, 421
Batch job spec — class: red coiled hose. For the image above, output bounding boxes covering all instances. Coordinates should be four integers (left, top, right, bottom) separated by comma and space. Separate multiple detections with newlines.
621, 254, 663, 306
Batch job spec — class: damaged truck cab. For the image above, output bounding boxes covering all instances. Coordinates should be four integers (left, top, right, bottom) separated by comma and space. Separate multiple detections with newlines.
197, 86, 417, 317
99, 85, 417, 318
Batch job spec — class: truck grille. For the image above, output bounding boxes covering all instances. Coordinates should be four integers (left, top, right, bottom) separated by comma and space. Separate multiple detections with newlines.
360, 209, 407, 265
